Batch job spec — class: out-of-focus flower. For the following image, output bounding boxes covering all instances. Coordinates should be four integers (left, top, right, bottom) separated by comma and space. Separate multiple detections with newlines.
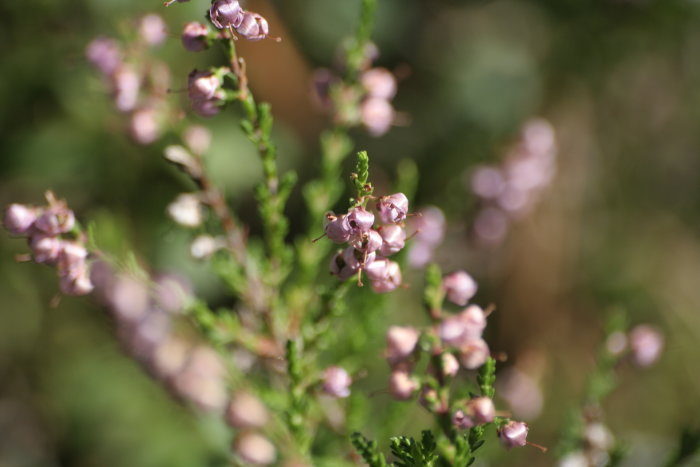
361, 68, 397, 100
129, 106, 161, 144
629, 324, 664, 367
322, 366, 352, 398
459, 338, 490, 370
443, 271, 478, 306
139, 14, 167, 46
112, 66, 141, 112
183, 125, 212, 155
167, 193, 203, 227
226, 392, 269, 429
86, 37, 122, 76
234, 432, 276, 466
385, 326, 419, 365
389, 370, 419, 400
182, 22, 210, 52
4, 204, 38, 235
360, 97, 394, 136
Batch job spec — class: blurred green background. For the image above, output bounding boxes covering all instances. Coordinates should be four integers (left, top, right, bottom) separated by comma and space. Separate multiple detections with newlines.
2, 0, 700, 465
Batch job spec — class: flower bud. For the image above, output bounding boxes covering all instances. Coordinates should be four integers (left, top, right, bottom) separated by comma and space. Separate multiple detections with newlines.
346, 206, 375, 234
364, 257, 389, 282
139, 14, 167, 46
370, 260, 401, 293
419, 386, 446, 413
377, 193, 409, 224
167, 193, 203, 228
324, 213, 352, 243
57, 242, 88, 276
236, 11, 270, 42
361, 68, 397, 100
209, 0, 244, 30
59, 267, 94, 295
498, 420, 529, 449
441, 353, 459, 378
389, 370, 419, 400
226, 392, 269, 429
629, 324, 664, 367
329, 251, 357, 280
452, 410, 475, 429
439, 305, 486, 347
190, 234, 225, 259
342, 246, 375, 269
360, 97, 394, 136
233, 432, 276, 466
3, 204, 38, 235
182, 22, 210, 52
378, 224, 406, 256
34, 207, 75, 236
386, 326, 419, 364
459, 338, 490, 370
443, 271, 478, 306
467, 397, 495, 424
188, 70, 222, 102
322, 366, 352, 398
350, 229, 382, 253
29, 235, 64, 264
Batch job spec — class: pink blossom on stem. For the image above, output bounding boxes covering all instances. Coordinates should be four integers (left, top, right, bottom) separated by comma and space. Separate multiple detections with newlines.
361, 68, 397, 100
385, 326, 420, 364
459, 338, 490, 370
376, 193, 409, 225
377, 224, 406, 256
360, 97, 394, 136
389, 370, 419, 400
498, 420, 529, 449
3, 204, 38, 235
182, 22, 210, 52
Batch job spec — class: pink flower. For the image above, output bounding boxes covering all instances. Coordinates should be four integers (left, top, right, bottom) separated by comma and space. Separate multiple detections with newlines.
498, 420, 529, 449
322, 366, 352, 398
443, 271, 478, 306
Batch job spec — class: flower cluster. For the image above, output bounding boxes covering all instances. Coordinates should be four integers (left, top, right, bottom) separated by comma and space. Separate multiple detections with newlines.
3, 192, 93, 296
606, 323, 664, 368
325, 193, 409, 293
86, 15, 172, 144
313, 45, 399, 136
382, 269, 539, 453
469, 118, 557, 245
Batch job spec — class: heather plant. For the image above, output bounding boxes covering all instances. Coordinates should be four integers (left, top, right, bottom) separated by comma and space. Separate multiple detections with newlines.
2, 1, 696, 466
